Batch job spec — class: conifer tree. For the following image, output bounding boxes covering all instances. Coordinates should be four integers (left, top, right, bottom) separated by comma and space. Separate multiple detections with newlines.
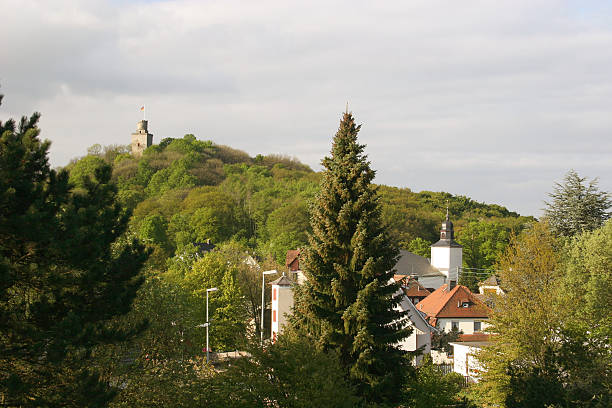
0, 94, 148, 406
544, 169, 611, 237
293, 112, 411, 404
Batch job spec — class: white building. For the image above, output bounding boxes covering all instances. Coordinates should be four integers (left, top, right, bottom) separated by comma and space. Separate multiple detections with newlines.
270, 273, 294, 343
449, 341, 489, 383
394, 210, 463, 292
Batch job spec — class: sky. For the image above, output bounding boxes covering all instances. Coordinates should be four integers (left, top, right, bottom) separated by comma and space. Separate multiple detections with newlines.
1, 0, 611, 217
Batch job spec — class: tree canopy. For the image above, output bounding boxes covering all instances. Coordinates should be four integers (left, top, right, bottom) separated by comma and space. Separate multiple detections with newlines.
0, 97, 148, 406
544, 169, 611, 237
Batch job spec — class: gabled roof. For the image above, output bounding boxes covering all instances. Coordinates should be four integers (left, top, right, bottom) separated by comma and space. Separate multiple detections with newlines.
392, 281, 438, 334
431, 239, 463, 248
394, 250, 444, 278
399, 276, 431, 298
285, 249, 301, 271
479, 274, 501, 287
269, 274, 294, 286
416, 284, 491, 319
457, 333, 491, 342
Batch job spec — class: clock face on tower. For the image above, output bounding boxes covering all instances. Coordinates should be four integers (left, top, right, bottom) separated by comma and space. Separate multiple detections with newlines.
441, 232, 446, 238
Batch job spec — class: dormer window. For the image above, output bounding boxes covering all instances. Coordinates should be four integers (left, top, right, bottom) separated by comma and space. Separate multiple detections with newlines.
457, 300, 471, 308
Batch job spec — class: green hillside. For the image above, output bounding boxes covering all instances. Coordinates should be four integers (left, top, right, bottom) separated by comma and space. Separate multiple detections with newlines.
68, 135, 534, 279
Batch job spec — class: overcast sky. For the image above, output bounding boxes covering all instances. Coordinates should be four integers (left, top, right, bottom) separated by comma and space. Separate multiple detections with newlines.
2, 0, 611, 217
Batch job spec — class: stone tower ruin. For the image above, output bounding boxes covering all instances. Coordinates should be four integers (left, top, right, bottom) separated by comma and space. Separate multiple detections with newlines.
131, 120, 153, 157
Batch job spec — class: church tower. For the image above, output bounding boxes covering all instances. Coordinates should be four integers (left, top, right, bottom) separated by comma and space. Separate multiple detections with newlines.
430, 209, 462, 286
131, 120, 153, 157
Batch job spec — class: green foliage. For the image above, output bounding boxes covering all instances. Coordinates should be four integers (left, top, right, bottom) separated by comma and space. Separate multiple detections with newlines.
477, 222, 564, 406
68, 154, 107, 188
169, 246, 248, 351
557, 220, 612, 406
407, 237, 432, 258
293, 112, 411, 404
211, 332, 361, 408
262, 199, 311, 264
477, 220, 611, 407
544, 169, 611, 237
405, 355, 465, 408
431, 327, 462, 355
0, 100, 147, 406
456, 220, 513, 291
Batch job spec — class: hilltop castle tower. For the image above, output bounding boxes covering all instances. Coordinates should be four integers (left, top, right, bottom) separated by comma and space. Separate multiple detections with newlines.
131, 120, 153, 157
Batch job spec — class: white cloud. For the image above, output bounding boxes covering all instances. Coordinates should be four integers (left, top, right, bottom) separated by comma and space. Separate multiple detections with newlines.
1, 0, 611, 216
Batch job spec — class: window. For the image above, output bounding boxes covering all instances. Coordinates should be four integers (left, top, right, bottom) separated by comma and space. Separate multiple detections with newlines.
273, 310, 276, 323
474, 321, 482, 332
273, 288, 277, 301
451, 321, 459, 331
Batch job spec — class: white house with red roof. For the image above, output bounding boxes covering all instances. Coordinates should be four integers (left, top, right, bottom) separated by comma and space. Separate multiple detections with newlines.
416, 283, 492, 335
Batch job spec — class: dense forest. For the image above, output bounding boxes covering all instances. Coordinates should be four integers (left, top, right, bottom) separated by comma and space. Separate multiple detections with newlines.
69, 135, 534, 276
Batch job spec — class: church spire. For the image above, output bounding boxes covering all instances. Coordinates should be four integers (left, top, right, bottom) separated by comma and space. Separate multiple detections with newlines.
440, 209, 454, 241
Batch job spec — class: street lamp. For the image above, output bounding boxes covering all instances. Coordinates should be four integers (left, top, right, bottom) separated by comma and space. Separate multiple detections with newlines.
260, 270, 277, 346
206, 287, 218, 364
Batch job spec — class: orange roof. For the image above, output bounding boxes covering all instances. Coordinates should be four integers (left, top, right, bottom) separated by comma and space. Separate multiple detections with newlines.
457, 333, 492, 342
285, 249, 301, 271
416, 284, 491, 319
401, 277, 431, 298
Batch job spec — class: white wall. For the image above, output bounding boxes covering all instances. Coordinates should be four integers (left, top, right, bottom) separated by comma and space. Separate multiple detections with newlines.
271, 285, 294, 340
451, 343, 485, 382
395, 294, 433, 365
436, 318, 490, 334
430, 247, 462, 280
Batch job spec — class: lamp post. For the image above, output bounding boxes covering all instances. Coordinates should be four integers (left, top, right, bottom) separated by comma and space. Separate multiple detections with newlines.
206, 287, 218, 364
260, 270, 277, 346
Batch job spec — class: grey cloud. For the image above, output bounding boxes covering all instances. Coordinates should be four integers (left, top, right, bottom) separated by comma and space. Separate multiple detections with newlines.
1, 0, 611, 216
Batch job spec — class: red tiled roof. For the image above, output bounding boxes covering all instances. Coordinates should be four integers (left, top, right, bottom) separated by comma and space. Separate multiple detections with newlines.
402, 277, 431, 298
457, 333, 492, 342
285, 249, 301, 271
416, 284, 491, 319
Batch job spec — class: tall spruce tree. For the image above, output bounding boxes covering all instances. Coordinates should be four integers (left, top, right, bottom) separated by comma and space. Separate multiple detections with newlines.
0, 94, 148, 406
294, 112, 411, 404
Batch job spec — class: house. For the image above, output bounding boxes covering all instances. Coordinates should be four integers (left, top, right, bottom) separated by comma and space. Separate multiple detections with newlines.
478, 274, 504, 296
274, 213, 467, 363
476, 274, 504, 308
394, 286, 437, 365
449, 340, 490, 383
285, 249, 306, 284
270, 273, 295, 343
395, 275, 431, 305
416, 282, 492, 335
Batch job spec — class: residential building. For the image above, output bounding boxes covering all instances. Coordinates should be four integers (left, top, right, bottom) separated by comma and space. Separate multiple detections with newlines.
416, 283, 492, 335
449, 340, 490, 383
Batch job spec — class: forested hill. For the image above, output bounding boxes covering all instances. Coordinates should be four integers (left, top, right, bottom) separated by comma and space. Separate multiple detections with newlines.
67, 135, 534, 277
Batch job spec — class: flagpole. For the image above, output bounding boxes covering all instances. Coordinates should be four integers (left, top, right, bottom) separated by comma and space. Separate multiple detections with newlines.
143, 106, 146, 121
